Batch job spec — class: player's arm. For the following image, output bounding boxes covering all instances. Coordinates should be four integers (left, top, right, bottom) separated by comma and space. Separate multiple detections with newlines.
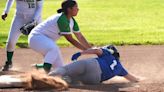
63, 34, 87, 50
74, 32, 92, 49
58, 15, 87, 50
71, 48, 103, 61
32, 0, 43, 23
80, 48, 103, 56
1, 0, 14, 20
117, 63, 140, 83
72, 18, 92, 49
123, 73, 139, 82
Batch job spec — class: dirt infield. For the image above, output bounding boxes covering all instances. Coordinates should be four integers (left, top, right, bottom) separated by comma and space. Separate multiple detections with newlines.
0, 45, 164, 92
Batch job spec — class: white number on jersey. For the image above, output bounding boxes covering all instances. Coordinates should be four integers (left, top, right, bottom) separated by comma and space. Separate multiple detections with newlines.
110, 60, 117, 70
26, 0, 35, 8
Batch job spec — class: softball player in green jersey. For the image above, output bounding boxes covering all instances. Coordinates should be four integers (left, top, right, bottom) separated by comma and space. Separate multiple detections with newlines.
1, 0, 44, 71
28, 0, 91, 73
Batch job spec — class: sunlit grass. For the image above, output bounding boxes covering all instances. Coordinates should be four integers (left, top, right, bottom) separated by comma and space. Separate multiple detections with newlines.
0, 0, 164, 47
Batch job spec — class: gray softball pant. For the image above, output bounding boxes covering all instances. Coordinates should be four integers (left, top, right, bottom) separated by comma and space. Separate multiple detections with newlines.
49, 58, 102, 84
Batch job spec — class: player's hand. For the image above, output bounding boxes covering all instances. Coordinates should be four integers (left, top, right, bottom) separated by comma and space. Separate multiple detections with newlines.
71, 52, 81, 62
1, 13, 7, 21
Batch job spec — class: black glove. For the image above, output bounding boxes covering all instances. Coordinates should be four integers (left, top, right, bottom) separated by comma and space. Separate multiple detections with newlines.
20, 21, 36, 35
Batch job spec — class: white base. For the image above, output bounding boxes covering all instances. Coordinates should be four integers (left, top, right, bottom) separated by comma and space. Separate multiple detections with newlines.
0, 75, 23, 88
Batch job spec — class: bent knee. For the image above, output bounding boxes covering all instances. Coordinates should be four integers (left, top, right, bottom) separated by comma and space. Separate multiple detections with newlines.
6, 41, 16, 51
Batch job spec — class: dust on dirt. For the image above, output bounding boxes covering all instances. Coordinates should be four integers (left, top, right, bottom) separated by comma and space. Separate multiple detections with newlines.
0, 45, 164, 92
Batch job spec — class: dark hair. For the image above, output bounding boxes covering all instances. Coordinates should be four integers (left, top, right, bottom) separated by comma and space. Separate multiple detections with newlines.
57, 0, 77, 14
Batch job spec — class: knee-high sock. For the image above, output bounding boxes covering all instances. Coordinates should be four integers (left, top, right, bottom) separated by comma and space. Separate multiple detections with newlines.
7, 51, 14, 62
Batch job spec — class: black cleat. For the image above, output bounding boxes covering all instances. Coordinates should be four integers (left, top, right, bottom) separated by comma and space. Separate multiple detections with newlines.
1, 61, 12, 71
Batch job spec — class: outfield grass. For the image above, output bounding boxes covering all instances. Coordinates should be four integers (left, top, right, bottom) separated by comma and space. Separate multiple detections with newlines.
0, 0, 164, 48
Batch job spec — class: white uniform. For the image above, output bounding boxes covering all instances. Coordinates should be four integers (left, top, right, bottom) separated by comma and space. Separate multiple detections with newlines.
28, 13, 80, 68
4, 0, 43, 51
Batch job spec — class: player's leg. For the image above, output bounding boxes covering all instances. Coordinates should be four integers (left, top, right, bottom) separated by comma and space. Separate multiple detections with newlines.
1, 15, 23, 71
79, 58, 102, 84
49, 59, 87, 84
49, 59, 101, 84
49, 58, 97, 84
63, 58, 102, 84
64, 59, 87, 80
49, 67, 73, 84
28, 34, 64, 73
44, 46, 64, 72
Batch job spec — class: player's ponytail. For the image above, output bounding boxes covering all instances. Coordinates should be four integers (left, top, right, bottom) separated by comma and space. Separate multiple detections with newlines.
57, 9, 63, 13
57, 0, 77, 14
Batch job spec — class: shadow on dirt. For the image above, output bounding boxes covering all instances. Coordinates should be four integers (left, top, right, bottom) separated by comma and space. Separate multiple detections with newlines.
0, 70, 24, 75
70, 83, 133, 92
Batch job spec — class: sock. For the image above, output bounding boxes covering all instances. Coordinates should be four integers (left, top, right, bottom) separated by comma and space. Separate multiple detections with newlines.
43, 63, 52, 73
7, 51, 14, 63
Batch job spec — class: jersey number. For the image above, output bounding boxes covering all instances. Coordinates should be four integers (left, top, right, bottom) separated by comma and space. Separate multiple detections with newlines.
110, 60, 117, 70
26, 0, 35, 8
28, 3, 35, 8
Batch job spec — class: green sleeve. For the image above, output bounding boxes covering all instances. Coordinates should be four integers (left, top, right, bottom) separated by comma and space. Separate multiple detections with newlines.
57, 14, 71, 34
72, 18, 80, 32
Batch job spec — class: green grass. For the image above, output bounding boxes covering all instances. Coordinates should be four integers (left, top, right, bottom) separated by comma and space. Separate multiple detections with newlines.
0, 0, 164, 48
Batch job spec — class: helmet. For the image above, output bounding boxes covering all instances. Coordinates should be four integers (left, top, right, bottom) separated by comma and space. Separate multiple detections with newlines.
103, 45, 120, 59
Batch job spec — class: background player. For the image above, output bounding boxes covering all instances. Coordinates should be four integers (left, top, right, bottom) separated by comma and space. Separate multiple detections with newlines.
28, 0, 91, 73
1, 0, 44, 71
49, 45, 140, 84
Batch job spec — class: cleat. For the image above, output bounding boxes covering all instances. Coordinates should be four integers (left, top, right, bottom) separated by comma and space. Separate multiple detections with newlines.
1, 61, 12, 71
31, 64, 38, 69
31, 63, 44, 69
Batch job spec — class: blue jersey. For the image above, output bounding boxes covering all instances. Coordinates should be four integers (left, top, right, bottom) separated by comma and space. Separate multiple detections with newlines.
96, 49, 128, 82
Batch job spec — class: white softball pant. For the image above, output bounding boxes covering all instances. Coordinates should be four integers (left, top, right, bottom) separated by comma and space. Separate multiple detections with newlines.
6, 13, 41, 51
49, 58, 102, 84
28, 34, 64, 68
